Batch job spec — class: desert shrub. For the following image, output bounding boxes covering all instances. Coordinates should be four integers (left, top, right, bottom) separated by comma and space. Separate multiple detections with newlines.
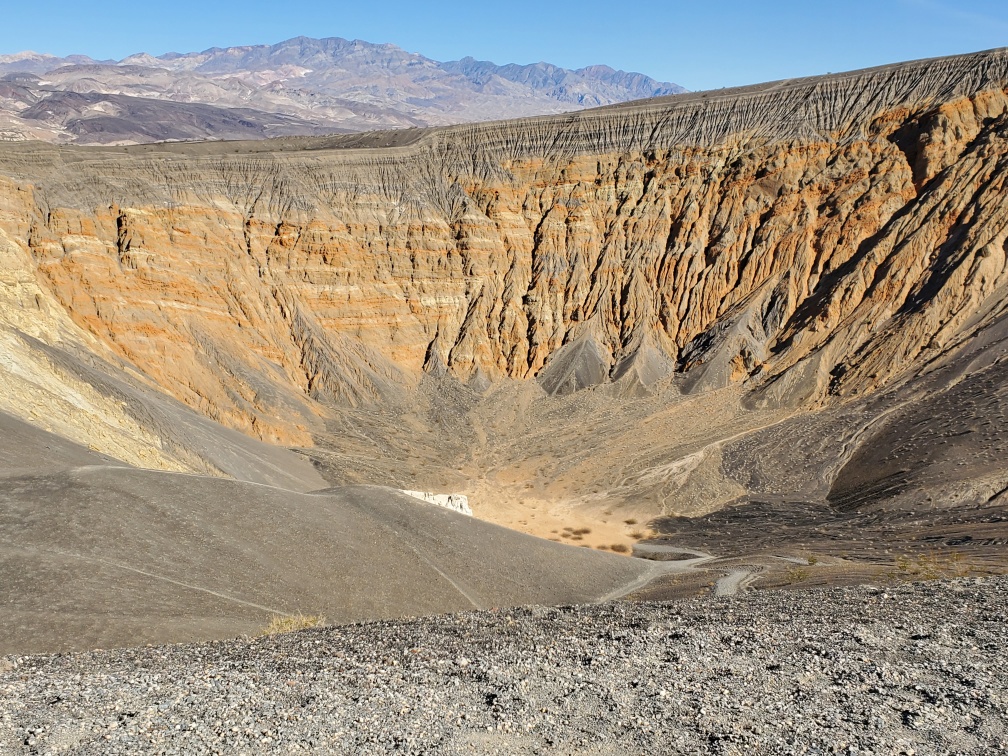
784, 567, 809, 583
893, 551, 968, 580
260, 613, 327, 636
610, 543, 630, 553
624, 518, 638, 525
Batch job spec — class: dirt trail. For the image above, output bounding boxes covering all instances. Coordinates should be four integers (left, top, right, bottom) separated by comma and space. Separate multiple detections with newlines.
598, 546, 716, 603
714, 568, 761, 596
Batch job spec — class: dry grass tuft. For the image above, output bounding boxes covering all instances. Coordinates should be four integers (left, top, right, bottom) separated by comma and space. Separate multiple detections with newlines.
610, 543, 630, 554
260, 613, 327, 636
890, 551, 970, 581
624, 518, 638, 526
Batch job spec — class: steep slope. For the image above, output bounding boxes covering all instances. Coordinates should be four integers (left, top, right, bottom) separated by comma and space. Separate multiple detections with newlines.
2, 50, 1006, 432
0, 191, 327, 487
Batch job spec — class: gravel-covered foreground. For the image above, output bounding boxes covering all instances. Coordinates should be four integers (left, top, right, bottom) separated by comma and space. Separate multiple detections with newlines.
1, 578, 1006, 755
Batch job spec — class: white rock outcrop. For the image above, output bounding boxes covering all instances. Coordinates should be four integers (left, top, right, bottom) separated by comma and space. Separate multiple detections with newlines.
400, 490, 472, 516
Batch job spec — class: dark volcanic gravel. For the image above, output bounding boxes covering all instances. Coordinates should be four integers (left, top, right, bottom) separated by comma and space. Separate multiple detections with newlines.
1, 577, 1006, 755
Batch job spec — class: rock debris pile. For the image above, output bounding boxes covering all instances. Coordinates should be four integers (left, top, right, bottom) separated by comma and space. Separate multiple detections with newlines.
1, 577, 1005, 755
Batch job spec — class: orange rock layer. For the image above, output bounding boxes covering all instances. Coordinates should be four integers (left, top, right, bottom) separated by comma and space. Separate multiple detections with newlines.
1, 50, 1007, 444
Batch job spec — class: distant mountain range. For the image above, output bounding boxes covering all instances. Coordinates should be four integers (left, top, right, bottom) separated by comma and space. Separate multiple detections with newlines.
0, 36, 685, 144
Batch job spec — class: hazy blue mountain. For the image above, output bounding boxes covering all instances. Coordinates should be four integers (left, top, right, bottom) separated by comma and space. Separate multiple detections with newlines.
0, 36, 685, 144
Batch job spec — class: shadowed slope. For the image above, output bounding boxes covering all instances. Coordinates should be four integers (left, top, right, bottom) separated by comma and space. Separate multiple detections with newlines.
0, 411, 116, 475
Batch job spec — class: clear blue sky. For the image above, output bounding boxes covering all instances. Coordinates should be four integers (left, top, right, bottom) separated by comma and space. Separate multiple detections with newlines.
3, 0, 1007, 91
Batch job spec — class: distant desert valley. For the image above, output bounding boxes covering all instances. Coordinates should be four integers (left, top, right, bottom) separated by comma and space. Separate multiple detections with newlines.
1, 36, 1007, 755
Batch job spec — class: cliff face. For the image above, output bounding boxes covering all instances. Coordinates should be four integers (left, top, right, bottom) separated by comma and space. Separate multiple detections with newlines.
1, 50, 1007, 522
